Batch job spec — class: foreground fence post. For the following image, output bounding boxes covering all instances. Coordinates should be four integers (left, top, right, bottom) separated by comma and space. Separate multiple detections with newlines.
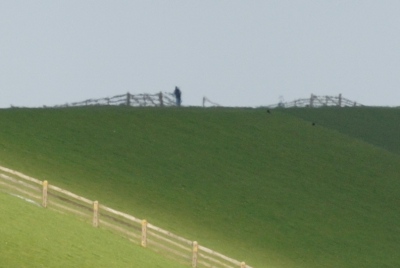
141, 219, 147, 247
42, 180, 48, 208
241, 261, 246, 268
93, 201, 99, 227
192, 241, 198, 267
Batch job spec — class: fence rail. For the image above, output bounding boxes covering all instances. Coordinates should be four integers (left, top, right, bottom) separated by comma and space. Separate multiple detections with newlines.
267, 94, 363, 109
203, 96, 221, 108
53, 92, 177, 108
0, 165, 253, 268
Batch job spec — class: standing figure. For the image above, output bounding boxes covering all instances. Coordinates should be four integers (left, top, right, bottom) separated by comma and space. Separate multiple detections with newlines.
174, 86, 182, 106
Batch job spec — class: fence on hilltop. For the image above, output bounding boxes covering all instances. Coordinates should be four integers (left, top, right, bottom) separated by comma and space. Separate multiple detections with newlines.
202, 97, 221, 108
266, 94, 363, 109
53, 92, 222, 108
0, 165, 253, 268
53, 92, 177, 108
49, 92, 361, 109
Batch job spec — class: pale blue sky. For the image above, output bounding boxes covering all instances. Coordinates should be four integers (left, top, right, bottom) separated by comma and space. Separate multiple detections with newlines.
1, 1, 399, 108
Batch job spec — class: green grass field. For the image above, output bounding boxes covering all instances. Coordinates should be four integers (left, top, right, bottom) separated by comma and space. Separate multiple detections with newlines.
0, 190, 188, 268
0, 106, 399, 268
282, 106, 400, 155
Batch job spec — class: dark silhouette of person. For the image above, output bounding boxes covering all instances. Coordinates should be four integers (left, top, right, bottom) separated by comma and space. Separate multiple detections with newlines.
174, 86, 182, 106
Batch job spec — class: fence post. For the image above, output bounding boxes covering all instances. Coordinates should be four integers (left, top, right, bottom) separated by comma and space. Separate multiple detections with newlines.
42, 180, 48, 208
338, 93, 342, 107
192, 241, 198, 267
159, 92, 164, 106
126, 92, 131, 106
141, 219, 147, 247
240, 262, 246, 268
310, 94, 314, 107
93, 201, 99, 227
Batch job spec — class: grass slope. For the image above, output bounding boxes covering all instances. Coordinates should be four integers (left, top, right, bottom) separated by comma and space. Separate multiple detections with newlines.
0, 190, 187, 268
282, 106, 400, 155
0, 107, 399, 268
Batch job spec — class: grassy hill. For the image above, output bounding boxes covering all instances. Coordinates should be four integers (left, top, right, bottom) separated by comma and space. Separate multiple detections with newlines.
0, 190, 187, 268
0, 106, 399, 268
282, 106, 400, 155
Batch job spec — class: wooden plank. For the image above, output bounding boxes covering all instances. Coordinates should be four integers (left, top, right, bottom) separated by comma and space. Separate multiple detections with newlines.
147, 238, 192, 260
197, 260, 213, 268
0, 166, 42, 185
0, 180, 41, 200
147, 230, 192, 252
147, 223, 192, 245
0, 173, 41, 192
48, 184, 92, 204
98, 212, 141, 231
98, 204, 142, 224
99, 219, 141, 240
198, 245, 241, 266
146, 245, 192, 267
48, 191, 92, 212
198, 252, 235, 268
49, 201, 91, 218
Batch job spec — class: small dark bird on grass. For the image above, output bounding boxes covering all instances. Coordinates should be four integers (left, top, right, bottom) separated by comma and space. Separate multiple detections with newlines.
312, 122, 315, 126
267, 109, 270, 114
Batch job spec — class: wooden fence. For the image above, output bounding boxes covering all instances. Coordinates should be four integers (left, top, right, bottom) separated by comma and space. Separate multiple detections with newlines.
0, 165, 253, 268
203, 97, 221, 108
53, 92, 177, 108
267, 94, 363, 109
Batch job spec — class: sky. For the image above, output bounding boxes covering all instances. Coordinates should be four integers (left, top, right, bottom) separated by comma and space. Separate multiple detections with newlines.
1, 1, 400, 108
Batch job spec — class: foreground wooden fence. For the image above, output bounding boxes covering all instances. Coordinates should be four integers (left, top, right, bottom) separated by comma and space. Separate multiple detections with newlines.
0, 165, 252, 268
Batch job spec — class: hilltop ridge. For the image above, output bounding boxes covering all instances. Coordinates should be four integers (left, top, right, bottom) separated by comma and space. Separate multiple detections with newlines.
0, 106, 399, 268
